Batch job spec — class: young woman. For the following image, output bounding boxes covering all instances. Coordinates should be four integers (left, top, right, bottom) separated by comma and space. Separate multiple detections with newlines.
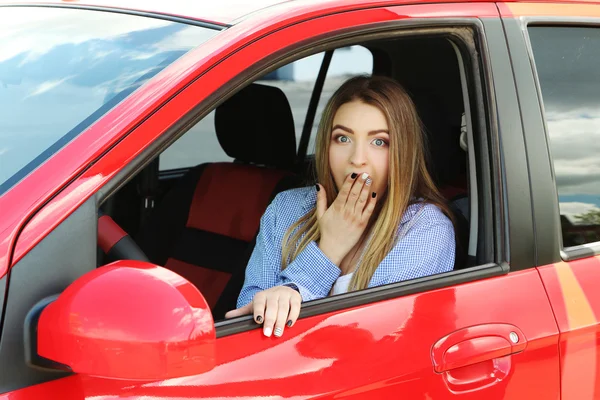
225, 75, 455, 338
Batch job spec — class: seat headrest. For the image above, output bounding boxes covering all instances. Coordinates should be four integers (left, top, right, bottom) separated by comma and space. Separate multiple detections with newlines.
215, 83, 296, 169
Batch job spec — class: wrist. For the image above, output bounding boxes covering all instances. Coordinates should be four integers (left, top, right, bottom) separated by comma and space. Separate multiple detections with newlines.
317, 240, 345, 265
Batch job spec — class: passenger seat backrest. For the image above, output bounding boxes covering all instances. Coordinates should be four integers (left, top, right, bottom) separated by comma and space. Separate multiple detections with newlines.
164, 163, 291, 312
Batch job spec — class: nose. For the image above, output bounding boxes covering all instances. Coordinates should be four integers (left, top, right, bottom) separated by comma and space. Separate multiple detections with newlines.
349, 141, 367, 167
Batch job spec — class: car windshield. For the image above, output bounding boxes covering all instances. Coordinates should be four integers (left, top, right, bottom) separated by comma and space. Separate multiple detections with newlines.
0, 7, 218, 195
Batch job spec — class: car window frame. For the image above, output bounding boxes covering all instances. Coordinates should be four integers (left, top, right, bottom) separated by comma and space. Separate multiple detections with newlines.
93, 16, 512, 337
517, 17, 600, 263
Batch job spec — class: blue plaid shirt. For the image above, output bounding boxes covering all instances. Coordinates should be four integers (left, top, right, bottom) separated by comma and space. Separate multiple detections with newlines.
237, 186, 455, 308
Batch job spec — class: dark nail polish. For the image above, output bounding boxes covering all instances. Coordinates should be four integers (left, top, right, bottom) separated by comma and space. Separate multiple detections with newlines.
256, 316, 263, 323
315, 184, 320, 192
372, 192, 376, 198
351, 173, 357, 179
286, 320, 293, 327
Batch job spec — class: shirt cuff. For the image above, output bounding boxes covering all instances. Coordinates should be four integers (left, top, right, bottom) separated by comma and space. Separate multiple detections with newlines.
280, 241, 341, 301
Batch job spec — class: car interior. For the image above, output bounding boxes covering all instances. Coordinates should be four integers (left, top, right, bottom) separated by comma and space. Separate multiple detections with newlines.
97, 34, 481, 321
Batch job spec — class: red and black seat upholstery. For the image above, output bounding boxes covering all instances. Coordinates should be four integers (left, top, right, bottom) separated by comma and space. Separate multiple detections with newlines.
136, 83, 300, 318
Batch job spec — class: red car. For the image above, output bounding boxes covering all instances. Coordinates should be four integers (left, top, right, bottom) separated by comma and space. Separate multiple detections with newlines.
1, 0, 599, 398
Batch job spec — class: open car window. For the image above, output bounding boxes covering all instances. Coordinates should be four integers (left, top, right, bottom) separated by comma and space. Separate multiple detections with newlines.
102, 31, 488, 326
0, 6, 218, 195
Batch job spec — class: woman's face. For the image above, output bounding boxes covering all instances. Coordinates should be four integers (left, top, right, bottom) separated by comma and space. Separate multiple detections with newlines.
329, 100, 390, 197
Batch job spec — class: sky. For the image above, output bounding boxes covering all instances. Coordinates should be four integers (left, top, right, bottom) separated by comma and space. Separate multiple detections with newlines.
529, 26, 600, 222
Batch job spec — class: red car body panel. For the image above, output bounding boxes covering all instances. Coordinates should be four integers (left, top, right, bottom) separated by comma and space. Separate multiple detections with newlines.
2, 269, 559, 399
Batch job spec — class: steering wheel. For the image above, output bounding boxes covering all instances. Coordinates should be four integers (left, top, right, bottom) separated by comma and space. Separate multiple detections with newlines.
98, 210, 150, 263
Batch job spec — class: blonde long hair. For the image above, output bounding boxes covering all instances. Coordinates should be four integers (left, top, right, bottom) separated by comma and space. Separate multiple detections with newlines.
281, 76, 452, 291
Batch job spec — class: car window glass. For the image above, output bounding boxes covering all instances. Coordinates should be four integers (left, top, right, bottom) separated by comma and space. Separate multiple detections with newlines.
159, 52, 326, 171
529, 26, 600, 247
159, 53, 327, 171
158, 46, 373, 171
0, 7, 217, 195
159, 110, 231, 170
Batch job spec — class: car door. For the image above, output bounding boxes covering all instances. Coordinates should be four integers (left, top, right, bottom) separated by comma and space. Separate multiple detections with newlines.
499, 2, 600, 399
2, 2, 560, 399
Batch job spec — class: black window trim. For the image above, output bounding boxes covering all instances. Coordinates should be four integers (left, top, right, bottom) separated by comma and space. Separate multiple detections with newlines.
95, 17, 509, 338
519, 17, 600, 262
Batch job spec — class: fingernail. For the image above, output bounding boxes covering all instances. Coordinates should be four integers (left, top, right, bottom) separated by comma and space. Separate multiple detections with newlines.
274, 327, 283, 337
287, 320, 293, 327
256, 316, 263, 323
365, 177, 372, 186
263, 327, 272, 337
315, 184, 320, 192
372, 192, 376, 198
361, 172, 369, 180
351, 173, 357, 179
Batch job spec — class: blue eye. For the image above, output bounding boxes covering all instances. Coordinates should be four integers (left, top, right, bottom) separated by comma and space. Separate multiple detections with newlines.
336, 135, 350, 143
373, 138, 387, 147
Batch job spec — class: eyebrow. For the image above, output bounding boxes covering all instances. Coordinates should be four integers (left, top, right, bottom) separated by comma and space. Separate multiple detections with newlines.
332, 124, 389, 136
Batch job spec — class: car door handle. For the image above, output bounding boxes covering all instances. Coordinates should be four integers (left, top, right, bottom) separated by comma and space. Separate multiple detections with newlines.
432, 323, 527, 373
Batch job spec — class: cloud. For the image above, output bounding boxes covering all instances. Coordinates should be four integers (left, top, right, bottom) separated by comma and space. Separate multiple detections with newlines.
24, 76, 73, 99
560, 201, 599, 223
560, 201, 598, 215
544, 113, 600, 196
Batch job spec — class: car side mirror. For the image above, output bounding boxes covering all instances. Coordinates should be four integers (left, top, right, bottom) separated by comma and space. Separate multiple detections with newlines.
26, 260, 215, 380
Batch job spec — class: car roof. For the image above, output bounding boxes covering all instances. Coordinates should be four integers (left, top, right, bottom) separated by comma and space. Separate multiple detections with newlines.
5, 0, 600, 27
